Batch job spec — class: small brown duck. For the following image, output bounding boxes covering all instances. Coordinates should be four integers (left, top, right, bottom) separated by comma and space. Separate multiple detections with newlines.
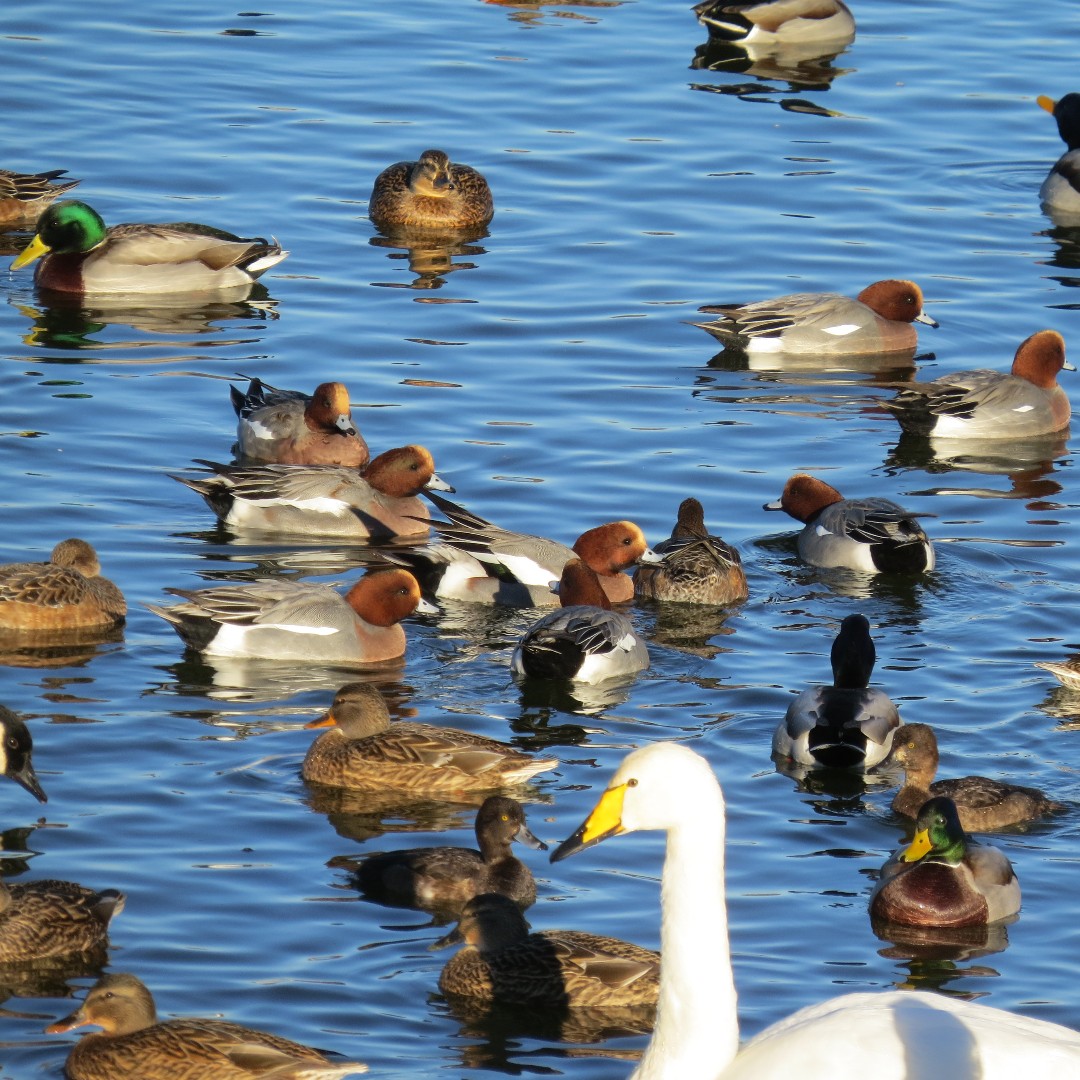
437, 892, 660, 1008
0, 539, 126, 631
369, 150, 494, 231
633, 497, 748, 605
888, 723, 1065, 831
0, 705, 47, 803
0, 167, 80, 228
45, 972, 368, 1080
354, 795, 546, 916
302, 683, 558, 793
0, 876, 123, 961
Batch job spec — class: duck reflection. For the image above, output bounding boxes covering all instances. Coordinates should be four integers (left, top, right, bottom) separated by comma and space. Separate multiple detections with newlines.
0, 624, 124, 669
690, 36, 854, 98
479, 0, 624, 28
368, 225, 489, 291
700, 346, 920, 383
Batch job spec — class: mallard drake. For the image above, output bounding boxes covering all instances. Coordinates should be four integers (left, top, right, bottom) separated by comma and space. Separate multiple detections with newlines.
436, 892, 660, 1008
0, 876, 123, 961
888, 724, 1065, 831
0, 706, 47, 803
45, 972, 367, 1080
693, 279, 936, 356
633, 497, 747, 605
765, 474, 935, 573
870, 796, 1021, 928
0, 167, 80, 228
881, 330, 1072, 440
511, 559, 649, 683
772, 614, 900, 770
10, 199, 288, 295
230, 377, 370, 467
369, 150, 493, 230
354, 795, 547, 915
0, 538, 126, 632
550, 742, 1080, 1078
693, 0, 856, 49
1038, 93, 1080, 216
302, 683, 558, 793
173, 445, 453, 539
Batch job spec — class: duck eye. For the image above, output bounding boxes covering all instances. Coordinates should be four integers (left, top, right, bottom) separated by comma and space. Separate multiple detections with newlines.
627, 777, 639, 788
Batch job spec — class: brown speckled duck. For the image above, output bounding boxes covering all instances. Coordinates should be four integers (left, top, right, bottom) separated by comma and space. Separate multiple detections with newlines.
437, 892, 660, 1008
0, 876, 123, 961
369, 150, 494, 231
0, 167, 80, 228
302, 683, 558, 793
888, 723, 1065, 831
0, 539, 126, 632
45, 972, 367, 1080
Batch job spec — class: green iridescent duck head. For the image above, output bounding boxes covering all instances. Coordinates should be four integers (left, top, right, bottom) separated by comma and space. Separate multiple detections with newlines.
899, 796, 967, 865
11, 199, 108, 270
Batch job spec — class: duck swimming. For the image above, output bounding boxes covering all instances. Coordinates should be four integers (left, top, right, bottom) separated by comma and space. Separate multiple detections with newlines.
369, 150, 494, 230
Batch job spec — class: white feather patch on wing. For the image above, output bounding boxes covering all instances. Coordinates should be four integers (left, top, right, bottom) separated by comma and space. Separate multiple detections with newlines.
821, 323, 860, 337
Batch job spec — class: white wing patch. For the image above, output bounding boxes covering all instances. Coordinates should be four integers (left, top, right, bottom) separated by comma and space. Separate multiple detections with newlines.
814, 524, 834, 536
821, 323, 860, 337
1012, 405, 1034, 413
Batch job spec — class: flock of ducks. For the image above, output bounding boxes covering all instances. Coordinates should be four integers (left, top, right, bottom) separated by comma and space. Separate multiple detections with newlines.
3, 0, 1080, 1077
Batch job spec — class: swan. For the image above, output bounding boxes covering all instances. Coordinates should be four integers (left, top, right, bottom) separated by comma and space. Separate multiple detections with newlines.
550, 741, 1080, 1079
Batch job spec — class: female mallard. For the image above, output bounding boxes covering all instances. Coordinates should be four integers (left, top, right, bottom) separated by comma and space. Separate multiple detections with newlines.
772, 613, 901, 770
369, 150, 494, 231
354, 795, 547, 916
870, 796, 1021, 928
0, 538, 126, 632
633, 497, 748, 605
45, 972, 367, 1080
437, 892, 660, 1008
888, 724, 1065, 832
302, 683, 558, 793
11, 199, 288, 295
0, 875, 123, 961
550, 742, 1080, 1079
0, 167, 80, 228
0, 705, 47, 803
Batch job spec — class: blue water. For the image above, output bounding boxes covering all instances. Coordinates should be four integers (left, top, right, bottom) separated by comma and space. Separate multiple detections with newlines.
3, 0, 1080, 1076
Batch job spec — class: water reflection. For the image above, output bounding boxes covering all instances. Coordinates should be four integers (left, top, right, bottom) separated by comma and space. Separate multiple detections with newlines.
690, 37, 854, 96
479, 0, 624, 27
368, 226, 489, 291
701, 347, 919, 382
0, 625, 125, 670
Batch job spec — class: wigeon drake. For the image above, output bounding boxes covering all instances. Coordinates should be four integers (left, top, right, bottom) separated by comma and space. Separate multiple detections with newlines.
0, 706, 47, 803
147, 568, 435, 663
1038, 93, 1080, 216
0, 539, 126, 631
302, 683, 557, 793
172, 445, 453, 539
694, 0, 855, 49
766, 474, 935, 573
882, 330, 1072, 439
693, 279, 937, 355
230, 377, 370, 467
633, 497, 748, 605
772, 614, 901, 770
511, 559, 649, 684
401, 489, 661, 605
369, 149, 494, 231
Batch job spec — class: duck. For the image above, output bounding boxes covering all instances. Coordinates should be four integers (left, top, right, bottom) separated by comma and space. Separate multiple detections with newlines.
0, 705, 47, 803
147, 568, 435, 664
880, 330, 1072, 439
693, 279, 937, 355
0, 876, 124, 961
1038, 93, 1080, 216
0, 538, 126, 631
436, 892, 660, 1008
229, 377, 370, 467
772, 613, 900, 770
550, 741, 1080, 1079
887, 723, 1065, 831
45, 972, 368, 1080
404, 489, 660, 605
633, 497, 748, 605
0, 167, 80, 228
10, 199, 288, 295
1035, 655, 1080, 690
353, 795, 547, 914
870, 796, 1021, 928
302, 683, 558, 793
765, 474, 935, 573
172, 445, 453, 539
693, 0, 855, 48
511, 559, 650, 684
369, 149, 494, 231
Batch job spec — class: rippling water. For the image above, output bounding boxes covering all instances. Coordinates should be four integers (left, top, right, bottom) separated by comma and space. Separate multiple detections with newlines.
3, 0, 1080, 1076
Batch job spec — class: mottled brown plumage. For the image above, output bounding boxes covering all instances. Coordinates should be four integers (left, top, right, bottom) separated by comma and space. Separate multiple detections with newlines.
0, 876, 123, 961
369, 150, 493, 230
0, 167, 80, 227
